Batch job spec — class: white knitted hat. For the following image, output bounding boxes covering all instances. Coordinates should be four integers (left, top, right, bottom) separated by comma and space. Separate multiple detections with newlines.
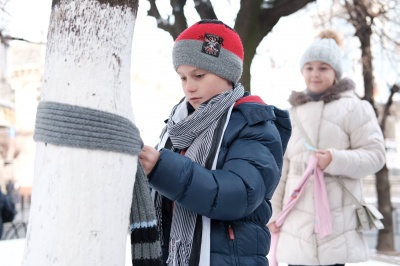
300, 32, 343, 78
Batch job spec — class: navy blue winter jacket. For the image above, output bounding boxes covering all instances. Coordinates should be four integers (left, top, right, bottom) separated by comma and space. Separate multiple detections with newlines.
149, 94, 291, 265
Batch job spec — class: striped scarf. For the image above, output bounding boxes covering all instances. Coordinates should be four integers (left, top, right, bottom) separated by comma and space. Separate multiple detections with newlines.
157, 84, 244, 266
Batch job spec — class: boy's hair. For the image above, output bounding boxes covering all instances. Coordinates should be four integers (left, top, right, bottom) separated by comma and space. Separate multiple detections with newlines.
172, 19, 244, 84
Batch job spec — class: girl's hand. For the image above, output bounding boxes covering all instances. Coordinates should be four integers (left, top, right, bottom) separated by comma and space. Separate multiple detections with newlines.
139, 145, 160, 175
267, 222, 280, 233
315, 150, 332, 170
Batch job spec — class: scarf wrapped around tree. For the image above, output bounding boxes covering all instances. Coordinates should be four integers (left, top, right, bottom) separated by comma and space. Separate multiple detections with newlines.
32, 101, 163, 265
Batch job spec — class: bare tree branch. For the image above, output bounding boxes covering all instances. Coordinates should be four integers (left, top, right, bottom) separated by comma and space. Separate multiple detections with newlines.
380, 83, 400, 132
170, 0, 188, 39
147, 0, 174, 34
193, 0, 217, 19
147, 0, 187, 40
260, 1, 317, 51
0, 32, 46, 46
0, 0, 11, 17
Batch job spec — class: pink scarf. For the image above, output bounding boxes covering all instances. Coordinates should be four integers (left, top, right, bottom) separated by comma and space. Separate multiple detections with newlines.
269, 154, 332, 266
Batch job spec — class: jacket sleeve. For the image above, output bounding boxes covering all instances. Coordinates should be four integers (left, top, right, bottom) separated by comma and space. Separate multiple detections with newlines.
148, 119, 283, 221
324, 100, 385, 178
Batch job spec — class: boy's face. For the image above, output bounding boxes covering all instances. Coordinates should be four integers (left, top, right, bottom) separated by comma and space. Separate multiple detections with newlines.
177, 65, 232, 109
302, 61, 336, 94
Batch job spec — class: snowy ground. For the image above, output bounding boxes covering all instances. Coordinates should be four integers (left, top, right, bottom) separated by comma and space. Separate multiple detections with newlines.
2, 182, 399, 265
1, 238, 399, 266
0, 238, 134, 265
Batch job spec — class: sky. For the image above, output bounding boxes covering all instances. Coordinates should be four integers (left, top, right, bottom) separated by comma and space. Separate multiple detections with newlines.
5, 0, 51, 42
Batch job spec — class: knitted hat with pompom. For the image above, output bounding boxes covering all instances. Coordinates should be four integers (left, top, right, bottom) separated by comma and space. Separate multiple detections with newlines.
172, 19, 244, 84
300, 29, 343, 78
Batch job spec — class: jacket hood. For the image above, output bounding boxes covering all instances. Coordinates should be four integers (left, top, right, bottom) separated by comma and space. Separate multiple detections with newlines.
235, 94, 292, 154
288, 78, 356, 107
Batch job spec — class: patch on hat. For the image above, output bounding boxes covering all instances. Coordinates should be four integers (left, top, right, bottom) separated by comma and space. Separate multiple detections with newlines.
201, 33, 223, 57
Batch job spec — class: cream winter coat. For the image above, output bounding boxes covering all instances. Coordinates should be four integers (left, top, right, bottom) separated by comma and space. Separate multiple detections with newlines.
270, 78, 385, 265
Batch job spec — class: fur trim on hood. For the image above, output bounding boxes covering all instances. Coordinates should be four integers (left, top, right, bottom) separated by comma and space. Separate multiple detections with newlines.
288, 78, 356, 107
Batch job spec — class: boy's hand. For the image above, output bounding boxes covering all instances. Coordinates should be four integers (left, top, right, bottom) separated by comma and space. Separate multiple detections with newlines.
139, 145, 160, 175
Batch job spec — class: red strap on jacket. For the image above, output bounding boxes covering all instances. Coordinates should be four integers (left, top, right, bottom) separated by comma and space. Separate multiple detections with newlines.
234, 95, 266, 107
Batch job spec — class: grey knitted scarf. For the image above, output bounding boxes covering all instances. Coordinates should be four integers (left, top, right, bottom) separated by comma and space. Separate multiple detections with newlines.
34, 101, 162, 266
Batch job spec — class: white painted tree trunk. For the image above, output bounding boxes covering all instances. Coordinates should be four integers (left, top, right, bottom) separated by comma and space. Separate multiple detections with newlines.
23, 1, 138, 265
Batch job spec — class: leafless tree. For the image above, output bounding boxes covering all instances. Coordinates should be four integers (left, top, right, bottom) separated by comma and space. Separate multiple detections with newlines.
146, 0, 316, 91
0, 0, 10, 13
0, 0, 46, 45
342, 0, 400, 253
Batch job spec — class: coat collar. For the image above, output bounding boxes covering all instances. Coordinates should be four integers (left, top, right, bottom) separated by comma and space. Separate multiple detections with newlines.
288, 78, 356, 107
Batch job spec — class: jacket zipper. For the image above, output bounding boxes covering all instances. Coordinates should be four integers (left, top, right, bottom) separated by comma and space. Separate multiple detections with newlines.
227, 223, 239, 265
228, 224, 235, 240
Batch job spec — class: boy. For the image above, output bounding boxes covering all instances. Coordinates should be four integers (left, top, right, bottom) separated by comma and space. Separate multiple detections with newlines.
139, 19, 291, 266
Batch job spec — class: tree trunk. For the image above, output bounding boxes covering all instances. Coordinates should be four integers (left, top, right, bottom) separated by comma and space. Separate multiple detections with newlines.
358, 27, 374, 105
22, 0, 139, 265
376, 165, 395, 251
354, 9, 395, 252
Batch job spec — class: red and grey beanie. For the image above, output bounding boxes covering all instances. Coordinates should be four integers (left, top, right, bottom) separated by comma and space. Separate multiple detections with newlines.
172, 19, 244, 84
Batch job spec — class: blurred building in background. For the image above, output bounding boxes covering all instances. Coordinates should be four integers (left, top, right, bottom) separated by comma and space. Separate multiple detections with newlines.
380, 101, 400, 176
0, 39, 44, 202
0, 37, 17, 192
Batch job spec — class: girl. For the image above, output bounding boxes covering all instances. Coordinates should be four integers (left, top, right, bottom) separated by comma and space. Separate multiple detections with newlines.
268, 30, 385, 266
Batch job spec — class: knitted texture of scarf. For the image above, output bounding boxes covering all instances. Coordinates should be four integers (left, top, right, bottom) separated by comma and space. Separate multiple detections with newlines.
157, 84, 244, 266
33, 101, 162, 265
130, 162, 163, 266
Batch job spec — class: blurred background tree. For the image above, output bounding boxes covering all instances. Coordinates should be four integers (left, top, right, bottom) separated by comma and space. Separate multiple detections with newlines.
145, 0, 316, 91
